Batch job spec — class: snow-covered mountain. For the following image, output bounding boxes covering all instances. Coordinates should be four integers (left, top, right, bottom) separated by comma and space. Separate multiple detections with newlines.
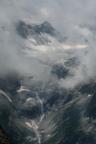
16, 21, 64, 42
1, 0, 96, 144
0, 19, 96, 144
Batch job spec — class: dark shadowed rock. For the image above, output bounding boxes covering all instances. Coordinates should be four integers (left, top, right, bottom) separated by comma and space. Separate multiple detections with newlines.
51, 64, 69, 79
16, 21, 65, 43
16, 21, 57, 38
0, 126, 11, 144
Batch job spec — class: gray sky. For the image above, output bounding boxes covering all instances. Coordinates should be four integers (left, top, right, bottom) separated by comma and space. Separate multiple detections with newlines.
1, 0, 96, 28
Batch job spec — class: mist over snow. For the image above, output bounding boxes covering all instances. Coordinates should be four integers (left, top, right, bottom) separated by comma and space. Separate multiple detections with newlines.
0, 0, 96, 87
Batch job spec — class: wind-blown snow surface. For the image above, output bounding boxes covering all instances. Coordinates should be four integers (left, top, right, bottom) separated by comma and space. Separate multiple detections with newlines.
1, 0, 96, 144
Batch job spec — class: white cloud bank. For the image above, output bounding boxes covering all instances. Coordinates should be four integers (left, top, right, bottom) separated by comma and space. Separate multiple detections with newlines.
0, 0, 96, 87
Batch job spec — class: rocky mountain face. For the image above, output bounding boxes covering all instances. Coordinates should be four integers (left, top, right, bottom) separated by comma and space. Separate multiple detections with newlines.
1, 74, 96, 144
0, 21, 96, 144
16, 21, 56, 38
0, 126, 11, 144
16, 21, 64, 44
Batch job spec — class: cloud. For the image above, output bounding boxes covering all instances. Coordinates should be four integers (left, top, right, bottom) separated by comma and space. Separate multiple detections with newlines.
0, 0, 96, 87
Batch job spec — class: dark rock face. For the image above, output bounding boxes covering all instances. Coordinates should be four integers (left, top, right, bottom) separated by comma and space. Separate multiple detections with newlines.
0, 75, 96, 144
65, 57, 80, 67
51, 64, 69, 79
0, 74, 21, 95
16, 21, 57, 39
0, 126, 11, 144
78, 81, 96, 95
19, 106, 41, 119
86, 93, 96, 119
16, 21, 65, 44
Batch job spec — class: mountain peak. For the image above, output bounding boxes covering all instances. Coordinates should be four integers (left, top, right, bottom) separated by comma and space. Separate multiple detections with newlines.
16, 20, 56, 38
41, 21, 53, 29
